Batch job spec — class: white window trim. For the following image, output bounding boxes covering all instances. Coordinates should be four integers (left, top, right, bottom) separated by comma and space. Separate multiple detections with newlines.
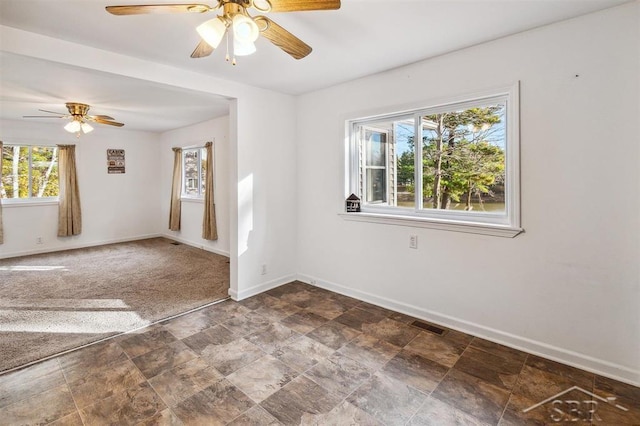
181, 145, 206, 199
342, 82, 522, 238
1, 142, 60, 206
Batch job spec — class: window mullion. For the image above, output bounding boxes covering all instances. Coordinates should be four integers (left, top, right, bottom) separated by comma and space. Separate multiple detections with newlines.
414, 114, 423, 211
28, 146, 33, 199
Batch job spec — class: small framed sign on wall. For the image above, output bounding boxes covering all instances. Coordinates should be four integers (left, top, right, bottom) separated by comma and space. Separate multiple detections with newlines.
107, 149, 125, 174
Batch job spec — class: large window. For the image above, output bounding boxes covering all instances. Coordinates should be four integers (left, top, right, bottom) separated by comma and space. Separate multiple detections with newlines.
1, 144, 59, 202
346, 84, 521, 237
182, 147, 207, 198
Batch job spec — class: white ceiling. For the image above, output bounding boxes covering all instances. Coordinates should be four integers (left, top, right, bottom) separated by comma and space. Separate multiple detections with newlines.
0, 0, 630, 132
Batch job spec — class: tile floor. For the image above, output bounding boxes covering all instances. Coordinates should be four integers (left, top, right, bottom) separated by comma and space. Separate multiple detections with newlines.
0, 281, 638, 425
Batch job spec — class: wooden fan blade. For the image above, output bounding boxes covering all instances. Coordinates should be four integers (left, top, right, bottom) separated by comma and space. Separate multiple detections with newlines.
106, 4, 212, 15
268, 0, 340, 13
191, 39, 214, 58
91, 115, 116, 121
23, 115, 66, 119
255, 16, 311, 60
92, 117, 125, 127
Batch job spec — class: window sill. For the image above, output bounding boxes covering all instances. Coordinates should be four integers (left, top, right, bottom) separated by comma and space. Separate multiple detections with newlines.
1, 199, 59, 208
339, 212, 523, 238
181, 197, 204, 204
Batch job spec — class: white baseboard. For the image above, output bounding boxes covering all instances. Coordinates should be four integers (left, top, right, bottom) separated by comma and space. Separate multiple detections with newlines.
229, 274, 297, 301
159, 233, 230, 257
0, 233, 162, 259
296, 273, 640, 388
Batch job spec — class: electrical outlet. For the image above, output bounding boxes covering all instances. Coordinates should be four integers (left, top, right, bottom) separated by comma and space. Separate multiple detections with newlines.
409, 235, 418, 249
261, 264, 267, 275
36, 237, 43, 245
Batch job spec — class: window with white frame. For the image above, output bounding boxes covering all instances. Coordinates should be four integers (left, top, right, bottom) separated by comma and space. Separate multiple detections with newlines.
1, 144, 59, 202
182, 147, 207, 198
346, 84, 521, 237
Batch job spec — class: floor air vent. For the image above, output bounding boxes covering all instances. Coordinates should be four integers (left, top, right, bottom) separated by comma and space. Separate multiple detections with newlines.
411, 320, 447, 335
170, 241, 181, 245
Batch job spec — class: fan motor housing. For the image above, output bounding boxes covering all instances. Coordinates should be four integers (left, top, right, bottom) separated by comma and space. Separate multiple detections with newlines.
66, 102, 90, 116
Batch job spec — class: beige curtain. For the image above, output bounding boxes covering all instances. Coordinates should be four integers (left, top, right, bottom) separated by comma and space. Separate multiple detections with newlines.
202, 141, 218, 240
169, 147, 182, 231
57, 144, 82, 237
0, 141, 4, 244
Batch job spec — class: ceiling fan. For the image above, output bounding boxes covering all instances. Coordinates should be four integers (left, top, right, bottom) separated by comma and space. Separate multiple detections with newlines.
23, 103, 124, 136
105, 0, 341, 64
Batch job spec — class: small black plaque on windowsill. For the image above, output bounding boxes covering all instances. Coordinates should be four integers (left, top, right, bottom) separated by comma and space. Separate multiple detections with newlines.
346, 193, 361, 212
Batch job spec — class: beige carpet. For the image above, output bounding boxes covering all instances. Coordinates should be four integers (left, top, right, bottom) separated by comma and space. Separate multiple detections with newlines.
0, 237, 229, 373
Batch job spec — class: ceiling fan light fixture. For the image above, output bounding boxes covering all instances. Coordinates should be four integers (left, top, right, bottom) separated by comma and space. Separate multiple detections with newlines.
234, 39, 257, 56
64, 120, 81, 133
81, 122, 94, 134
232, 14, 259, 44
197, 17, 227, 49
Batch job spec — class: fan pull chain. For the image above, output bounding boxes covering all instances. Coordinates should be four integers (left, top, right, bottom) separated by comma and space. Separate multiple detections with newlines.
225, 29, 231, 63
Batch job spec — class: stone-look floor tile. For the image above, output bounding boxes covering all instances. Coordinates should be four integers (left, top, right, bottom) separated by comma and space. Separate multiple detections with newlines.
525, 354, 594, 388
388, 311, 419, 325
272, 335, 335, 373
147, 358, 223, 407
222, 311, 272, 337
48, 411, 85, 426
498, 393, 550, 425
200, 300, 251, 324
173, 379, 254, 425
453, 346, 525, 391
306, 320, 361, 350
595, 375, 640, 402
356, 301, 394, 317
432, 368, 511, 425
347, 371, 427, 425
301, 400, 384, 426
227, 355, 298, 403
68, 358, 147, 408
227, 405, 281, 425
279, 289, 317, 309
79, 382, 167, 425
200, 338, 265, 376
0, 384, 77, 425
405, 330, 469, 368
267, 281, 313, 298
304, 352, 372, 398
304, 298, 350, 320
470, 337, 528, 363
245, 322, 300, 354
238, 293, 282, 311
261, 375, 342, 425
132, 340, 198, 379
118, 325, 178, 358
254, 300, 302, 323
338, 334, 401, 371
181, 324, 237, 354
383, 349, 449, 394
334, 307, 387, 332
408, 397, 492, 426
135, 408, 182, 426
280, 311, 329, 333
58, 340, 128, 383
327, 292, 361, 309
162, 310, 213, 339
362, 317, 421, 347
594, 398, 640, 425
594, 375, 640, 409
513, 365, 590, 404
0, 358, 65, 408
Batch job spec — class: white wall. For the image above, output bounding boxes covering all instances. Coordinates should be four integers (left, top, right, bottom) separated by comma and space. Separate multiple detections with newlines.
0, 119, 162, 258
159, 116, 231, 256
295, 3, 640, 385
